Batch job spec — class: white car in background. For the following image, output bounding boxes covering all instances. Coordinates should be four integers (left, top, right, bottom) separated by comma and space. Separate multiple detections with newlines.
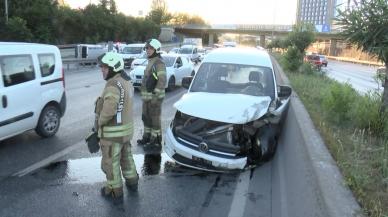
120, 43, 145, 68
130, 51, 167, 70
129, 54, 195, 91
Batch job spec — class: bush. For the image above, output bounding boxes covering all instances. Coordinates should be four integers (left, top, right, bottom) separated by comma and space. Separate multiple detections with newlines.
282, 46, 303, 72
322, 82, 358, 123
298, 62, 316, 75
351, 92, 388, 136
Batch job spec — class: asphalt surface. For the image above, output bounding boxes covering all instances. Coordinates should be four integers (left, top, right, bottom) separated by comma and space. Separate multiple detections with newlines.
0, 60, 367, 217
324, 60, 383, 94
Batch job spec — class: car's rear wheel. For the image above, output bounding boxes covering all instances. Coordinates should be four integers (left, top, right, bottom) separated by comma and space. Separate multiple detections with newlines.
35, 105, 61, 138
167, 76, 176, 91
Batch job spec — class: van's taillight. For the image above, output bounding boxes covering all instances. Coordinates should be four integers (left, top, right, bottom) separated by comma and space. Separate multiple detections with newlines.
62, 67, 65, 88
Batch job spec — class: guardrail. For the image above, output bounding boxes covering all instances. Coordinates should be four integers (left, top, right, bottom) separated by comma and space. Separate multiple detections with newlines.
327, 55, 384, 67
62, 42, 181, 72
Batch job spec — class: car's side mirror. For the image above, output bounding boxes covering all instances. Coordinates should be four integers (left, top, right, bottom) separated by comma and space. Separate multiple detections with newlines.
278, 85, 292, 98
182, 76, 193, 89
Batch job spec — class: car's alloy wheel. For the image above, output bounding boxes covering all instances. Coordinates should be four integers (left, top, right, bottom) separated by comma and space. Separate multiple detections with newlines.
35, 105, 61, 138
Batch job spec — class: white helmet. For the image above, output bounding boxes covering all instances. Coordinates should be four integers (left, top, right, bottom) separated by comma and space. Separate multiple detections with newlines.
99, 52, 124, 72
145, 39, 162, 53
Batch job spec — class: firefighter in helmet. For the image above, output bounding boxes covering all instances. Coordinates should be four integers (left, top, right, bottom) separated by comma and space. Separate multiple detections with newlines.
137, 39, 167, 153
96, 52, 138, 200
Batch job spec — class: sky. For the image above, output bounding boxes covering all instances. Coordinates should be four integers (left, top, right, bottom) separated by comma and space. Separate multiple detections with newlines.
64, 0, 298, 25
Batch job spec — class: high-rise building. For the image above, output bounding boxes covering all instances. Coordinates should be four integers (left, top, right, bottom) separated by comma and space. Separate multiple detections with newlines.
296, 0, 338, 32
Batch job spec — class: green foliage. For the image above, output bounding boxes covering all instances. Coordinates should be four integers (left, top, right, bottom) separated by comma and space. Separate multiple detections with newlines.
282, 46, 303, 72
322, 82, 358, 123
351, 92, 388, 136
146, 0, 172, 25
336, 0, 388, 111
288, 23, 316, 54
298, 62, 317, 75
0, 17, 33, 42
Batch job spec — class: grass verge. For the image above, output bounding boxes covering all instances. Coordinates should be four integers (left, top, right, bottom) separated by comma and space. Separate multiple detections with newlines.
273, 53, 388, 217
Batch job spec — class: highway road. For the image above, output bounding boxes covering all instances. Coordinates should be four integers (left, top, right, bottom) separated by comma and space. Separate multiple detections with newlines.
324, 59, 383, 94
0, 60, 365, 217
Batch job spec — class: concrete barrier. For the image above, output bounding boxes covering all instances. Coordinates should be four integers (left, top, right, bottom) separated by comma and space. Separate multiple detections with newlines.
271, 57, 364, 217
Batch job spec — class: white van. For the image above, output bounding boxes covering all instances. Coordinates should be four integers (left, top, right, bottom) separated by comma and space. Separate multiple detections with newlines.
75, 44, 107, 63
0, 42, 66, 141
179, 45, 200, 64
120, 43, 145, 68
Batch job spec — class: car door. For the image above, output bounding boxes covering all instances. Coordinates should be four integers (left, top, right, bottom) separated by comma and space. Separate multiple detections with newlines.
0, 54, 41, 140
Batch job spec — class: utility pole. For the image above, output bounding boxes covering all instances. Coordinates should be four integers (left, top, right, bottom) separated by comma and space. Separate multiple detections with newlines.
5, 0, 8, 24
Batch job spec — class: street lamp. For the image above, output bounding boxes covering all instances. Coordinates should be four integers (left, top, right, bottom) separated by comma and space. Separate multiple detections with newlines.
4, 0, 8, 24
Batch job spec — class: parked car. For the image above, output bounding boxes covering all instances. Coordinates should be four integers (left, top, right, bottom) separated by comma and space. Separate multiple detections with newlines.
179, 45, 200, 64
168, 47, 180, 54
164, 47, 292, 172
120, 43, 145, 68
319, 55, 328, 67
130, 52, 148, 70
0, 42, 66, 141
129, 54, 195, 91
306, 54, 323, 69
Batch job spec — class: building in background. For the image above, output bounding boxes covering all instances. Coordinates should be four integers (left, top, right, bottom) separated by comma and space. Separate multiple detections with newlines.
295, 0, 338, 32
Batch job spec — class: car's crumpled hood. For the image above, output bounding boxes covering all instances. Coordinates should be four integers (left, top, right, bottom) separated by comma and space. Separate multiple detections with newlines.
174, 92, 272, 124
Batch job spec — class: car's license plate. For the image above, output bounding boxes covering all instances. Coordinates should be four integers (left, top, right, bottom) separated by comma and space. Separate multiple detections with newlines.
192, 156, 212, 166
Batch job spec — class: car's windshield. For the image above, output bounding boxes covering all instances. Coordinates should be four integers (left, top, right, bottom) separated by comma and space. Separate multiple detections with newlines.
190, 62, 275, 98
122, 46, 143, 54
161, 56, 176, 67
179, 47, 193, 54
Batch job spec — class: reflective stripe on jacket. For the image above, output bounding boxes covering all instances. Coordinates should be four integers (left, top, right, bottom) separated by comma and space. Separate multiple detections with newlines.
140, 56, 167, 100
95, 73, 134, 143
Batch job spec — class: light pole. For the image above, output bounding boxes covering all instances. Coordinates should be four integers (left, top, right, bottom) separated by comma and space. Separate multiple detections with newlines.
5, 0, 8, 24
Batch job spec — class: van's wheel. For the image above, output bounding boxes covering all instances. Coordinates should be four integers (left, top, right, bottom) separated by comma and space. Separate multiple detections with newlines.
191, 71, 195, 76
167, 76, 175, 91
35, 105, 61, 138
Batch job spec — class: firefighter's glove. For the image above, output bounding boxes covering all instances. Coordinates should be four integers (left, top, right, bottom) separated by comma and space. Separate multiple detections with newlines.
86, 131, 100, 153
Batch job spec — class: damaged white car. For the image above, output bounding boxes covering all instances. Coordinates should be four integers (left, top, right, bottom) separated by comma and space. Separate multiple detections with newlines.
164, 48, 292, 172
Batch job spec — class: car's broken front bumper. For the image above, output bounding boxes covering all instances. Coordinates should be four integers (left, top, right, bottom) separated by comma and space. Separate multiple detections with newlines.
164, 127, 247, 172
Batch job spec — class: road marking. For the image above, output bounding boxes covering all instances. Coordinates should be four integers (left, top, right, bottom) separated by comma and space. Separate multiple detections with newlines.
12, 141, 84, 177
227, 170, 250, 217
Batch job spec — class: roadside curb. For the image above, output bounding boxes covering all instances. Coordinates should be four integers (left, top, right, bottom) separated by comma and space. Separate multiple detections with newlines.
271, 56, 364, 217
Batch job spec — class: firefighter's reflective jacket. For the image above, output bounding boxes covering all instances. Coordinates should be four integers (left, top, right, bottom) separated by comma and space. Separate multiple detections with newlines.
95, 73, 134, 143
140, 56, 167, 101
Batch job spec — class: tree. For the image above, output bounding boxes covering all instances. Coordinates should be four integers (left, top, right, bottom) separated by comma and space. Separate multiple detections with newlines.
146, 0, 172, 25
287, 23, 316, 55
336, 0, 388, 111
0, 17, 33, 42
169, 13, 207, 25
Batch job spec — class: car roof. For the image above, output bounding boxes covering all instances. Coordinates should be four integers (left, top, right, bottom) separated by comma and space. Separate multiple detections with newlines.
202, 47, 273, 68
0, 42, 59, 54
123, 43, 145, 47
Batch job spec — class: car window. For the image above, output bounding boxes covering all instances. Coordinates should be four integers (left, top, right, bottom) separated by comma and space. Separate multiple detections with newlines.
161, 56, 175, 67
38, 54, 56, 77
0, 55, 35, 87
179, 47, 193, 54
122, 46, 143, 54
191, 62, 275, 98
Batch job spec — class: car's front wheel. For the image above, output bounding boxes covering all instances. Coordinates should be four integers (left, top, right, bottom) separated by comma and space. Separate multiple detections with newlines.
35, 105, 61, 138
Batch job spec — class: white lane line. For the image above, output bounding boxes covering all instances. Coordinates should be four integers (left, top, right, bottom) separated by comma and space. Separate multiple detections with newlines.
12, 141, 84, 177
228, 170, 251, 217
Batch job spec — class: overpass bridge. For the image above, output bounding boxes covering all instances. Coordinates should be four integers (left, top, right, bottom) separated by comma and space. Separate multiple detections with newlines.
173, 24, 342, 55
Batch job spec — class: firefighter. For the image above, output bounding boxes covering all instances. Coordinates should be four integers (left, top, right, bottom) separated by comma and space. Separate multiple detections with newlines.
95, 52, 138, 200
137, 39, 167, 153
